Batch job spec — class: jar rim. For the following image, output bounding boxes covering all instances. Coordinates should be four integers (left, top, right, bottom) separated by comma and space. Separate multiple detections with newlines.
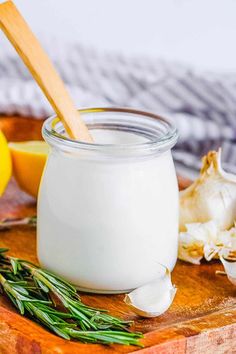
42, 107, 178, 154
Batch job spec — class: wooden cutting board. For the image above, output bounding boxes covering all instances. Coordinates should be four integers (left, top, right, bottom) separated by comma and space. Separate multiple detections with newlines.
0, 116, 236, 354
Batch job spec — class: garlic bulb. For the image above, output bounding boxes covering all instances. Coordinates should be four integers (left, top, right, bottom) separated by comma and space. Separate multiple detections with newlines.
180, 149, 236, 232
124, 268, 176, 318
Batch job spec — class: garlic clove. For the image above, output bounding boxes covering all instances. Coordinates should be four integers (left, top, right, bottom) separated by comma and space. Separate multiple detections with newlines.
220, 256, 236, 286
124, 268, 176, 318
178, 241, 203, 265
180, 149, 236, 232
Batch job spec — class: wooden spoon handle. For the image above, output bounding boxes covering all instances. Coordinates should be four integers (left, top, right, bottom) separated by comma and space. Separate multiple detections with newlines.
0, 1, 93, 142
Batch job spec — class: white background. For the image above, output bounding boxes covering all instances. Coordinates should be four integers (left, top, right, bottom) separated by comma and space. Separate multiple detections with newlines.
2, 0, 236, 72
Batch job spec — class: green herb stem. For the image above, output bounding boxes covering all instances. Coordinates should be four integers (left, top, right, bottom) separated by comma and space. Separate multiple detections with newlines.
20, 261, 131, 331
0, 249, 143, 346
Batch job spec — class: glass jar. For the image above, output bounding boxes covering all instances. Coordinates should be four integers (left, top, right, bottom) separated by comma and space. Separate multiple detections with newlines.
38, 107, 179, 293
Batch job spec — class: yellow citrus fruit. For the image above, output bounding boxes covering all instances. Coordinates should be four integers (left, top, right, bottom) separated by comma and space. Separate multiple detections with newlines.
0, 130, 12, 196
9, 141, 49, 198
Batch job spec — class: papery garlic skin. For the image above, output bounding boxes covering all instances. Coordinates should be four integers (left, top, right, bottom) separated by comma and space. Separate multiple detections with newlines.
179, 221, 218, 264
179, 221, 236, 264
180, 150, 236, 232
213, 226, 236, 259
124, 268, 176, 318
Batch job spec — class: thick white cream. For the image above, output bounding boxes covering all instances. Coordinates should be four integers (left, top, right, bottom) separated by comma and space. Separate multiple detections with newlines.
37, 129, 179, 293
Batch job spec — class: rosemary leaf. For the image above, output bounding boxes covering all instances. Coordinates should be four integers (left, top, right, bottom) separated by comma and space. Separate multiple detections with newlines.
0, 216, 37, 231
20, 261, 131, 331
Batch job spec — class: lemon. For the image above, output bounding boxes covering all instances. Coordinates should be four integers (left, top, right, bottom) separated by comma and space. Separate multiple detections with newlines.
9, 141, 49, 198
0, 130, 12, 196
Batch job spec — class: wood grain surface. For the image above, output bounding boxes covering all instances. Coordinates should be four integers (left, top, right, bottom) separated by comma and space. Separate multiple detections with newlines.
0, 116, 235, 354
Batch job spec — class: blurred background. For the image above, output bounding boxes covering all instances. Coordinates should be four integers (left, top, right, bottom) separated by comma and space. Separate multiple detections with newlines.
3, 0, 236, 71
0, 0, 236, 178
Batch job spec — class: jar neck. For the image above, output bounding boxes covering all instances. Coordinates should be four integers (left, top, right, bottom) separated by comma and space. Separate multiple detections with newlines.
43, 107, 178, 158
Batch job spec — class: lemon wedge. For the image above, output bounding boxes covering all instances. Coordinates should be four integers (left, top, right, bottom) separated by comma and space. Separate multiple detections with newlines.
0, 130, 12, 196
9, 141, 49, 198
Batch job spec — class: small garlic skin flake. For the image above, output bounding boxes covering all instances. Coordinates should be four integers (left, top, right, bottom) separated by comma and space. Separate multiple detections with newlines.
124, 268, 176, 318
179, 149, 236, 232
220, 256, 236, 286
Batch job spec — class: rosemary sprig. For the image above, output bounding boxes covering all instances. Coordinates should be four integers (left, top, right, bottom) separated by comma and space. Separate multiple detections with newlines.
0, 249, 142, 346
0, 216, 37, 230
22, 262, 131, 331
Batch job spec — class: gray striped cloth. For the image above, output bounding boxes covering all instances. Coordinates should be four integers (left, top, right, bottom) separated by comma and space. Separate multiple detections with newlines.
0, 38, 236, 176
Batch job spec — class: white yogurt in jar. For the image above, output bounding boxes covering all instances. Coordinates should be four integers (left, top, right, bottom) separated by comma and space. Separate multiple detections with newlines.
38, 108, 179, 293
